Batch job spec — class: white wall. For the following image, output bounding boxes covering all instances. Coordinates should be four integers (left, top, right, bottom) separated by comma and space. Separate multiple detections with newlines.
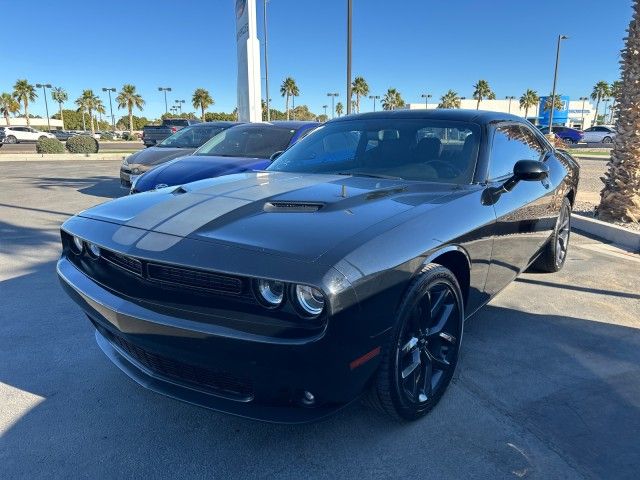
3, 117, 64, 129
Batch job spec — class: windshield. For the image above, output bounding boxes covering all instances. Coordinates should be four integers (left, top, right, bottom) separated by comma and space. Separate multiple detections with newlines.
268, 119, 480, 184
157, 125, 226, 149
195, 125, 296, 158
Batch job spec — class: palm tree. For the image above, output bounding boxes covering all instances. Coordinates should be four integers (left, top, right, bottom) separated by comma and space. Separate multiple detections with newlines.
543, 94, 564, 113
438, 90, 461, 109
381, 88, 405, 110
280, 77, 298, 120
192, 88, 214, 121
0, 93, 20, 126
519, 89, 539, 119
472, 79, 495, 109
51, 87, 68, 129
335, 102, 344, 117
95, 101, 106, 126
591, 81, 611, 126
116, 84, 145, 134
12, 79, 37, 126
351, 76, 369, 113
598, 1, 640, 223
609, 80, 622, 123
75, 90, 101, 134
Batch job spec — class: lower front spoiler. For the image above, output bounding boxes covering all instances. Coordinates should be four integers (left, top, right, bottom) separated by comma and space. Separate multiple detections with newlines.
95, 329, 350, 424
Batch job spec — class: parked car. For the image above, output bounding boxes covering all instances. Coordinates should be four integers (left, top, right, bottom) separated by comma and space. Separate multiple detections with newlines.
1, 126, 55, 143
131, 121, 318, 193
50, 130, 77, 141
0, 127, 6, 146
142, 118, 202, 147
538, 126, 583, 144
120, 122, 241, 188
582, 125, 617, 144
58, 110, 579, 422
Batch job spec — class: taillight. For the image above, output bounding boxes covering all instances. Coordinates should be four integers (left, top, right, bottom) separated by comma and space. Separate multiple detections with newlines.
171, 127, 177, 132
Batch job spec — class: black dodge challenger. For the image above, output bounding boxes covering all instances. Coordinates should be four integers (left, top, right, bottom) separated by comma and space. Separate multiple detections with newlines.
58, 110, 579, 423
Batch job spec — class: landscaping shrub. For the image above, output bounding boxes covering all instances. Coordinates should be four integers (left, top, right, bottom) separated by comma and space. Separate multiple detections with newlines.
100, 132, 114, 140
36, 137, 65, 154
66, 135, 99, 153
122, 132, 136, 141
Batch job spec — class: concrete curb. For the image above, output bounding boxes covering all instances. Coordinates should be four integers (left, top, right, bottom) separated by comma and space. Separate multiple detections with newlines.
572, 214, 640, 252
573, 154, 611, 160
0, 153, 133, 162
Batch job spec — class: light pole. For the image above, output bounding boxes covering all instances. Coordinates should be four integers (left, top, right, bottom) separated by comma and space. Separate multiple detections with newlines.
175, 99, 185, 114
346, 0, 352, 115
35, 83, 52, 131
579, 96, 588, 128
102, 87, 116, 131
602, 98, 611, 125
327, 92, 339, 119
322, 104, 328, 117
158, 87, 172, 114
506, 96, 516, 114
263, 0, 270, 121
291, 94, 296, 120
369, 95, 380, 112
421, 93, 432, 110
548, 34, 568, 130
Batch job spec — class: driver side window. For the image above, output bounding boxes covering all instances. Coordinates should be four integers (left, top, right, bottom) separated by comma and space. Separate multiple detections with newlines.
489, 125, 544, 180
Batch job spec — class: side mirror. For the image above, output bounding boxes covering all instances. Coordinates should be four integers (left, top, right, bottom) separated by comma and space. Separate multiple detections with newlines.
513, 159, 549, 182
270, 150, 284, 161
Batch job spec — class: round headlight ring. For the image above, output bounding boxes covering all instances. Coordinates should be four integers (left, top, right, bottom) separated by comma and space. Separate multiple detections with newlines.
255, 279, 285, 308
295, 285, 325, 317
87, 242, 101, 259
71, 236, 84, 255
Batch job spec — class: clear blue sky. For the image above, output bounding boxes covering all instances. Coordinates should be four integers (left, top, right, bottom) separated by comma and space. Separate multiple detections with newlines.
0, 0, 631, 119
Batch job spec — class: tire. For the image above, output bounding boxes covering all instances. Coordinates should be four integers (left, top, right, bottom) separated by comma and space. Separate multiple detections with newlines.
529, 197, 571, 273
365, 264, 463, 421
6, 135, 17, 144
602, 136, 613, 144
39, 135, 47, 140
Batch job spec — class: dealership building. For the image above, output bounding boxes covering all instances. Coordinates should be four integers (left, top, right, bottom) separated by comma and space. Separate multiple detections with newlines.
3, 117, 64, 130
406, 97, 599, 129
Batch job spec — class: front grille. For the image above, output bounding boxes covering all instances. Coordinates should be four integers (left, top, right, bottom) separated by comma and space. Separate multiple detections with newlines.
107, 330, 254, 400
102, 249, 143, 276
148, 263, 243, 295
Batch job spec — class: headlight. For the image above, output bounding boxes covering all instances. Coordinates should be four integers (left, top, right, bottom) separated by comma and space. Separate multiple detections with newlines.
86, 242, 101, 259
295, 285, 325, 316
71, 235, 84, 254
255, 279, 285, 307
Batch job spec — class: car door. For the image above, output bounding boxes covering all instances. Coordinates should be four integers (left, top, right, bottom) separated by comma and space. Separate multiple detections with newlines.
483, 123, 559, 296
28, 128, 40, 141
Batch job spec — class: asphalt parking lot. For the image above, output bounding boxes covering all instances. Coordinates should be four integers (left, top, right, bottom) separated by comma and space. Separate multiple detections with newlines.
1, 160, 639, 479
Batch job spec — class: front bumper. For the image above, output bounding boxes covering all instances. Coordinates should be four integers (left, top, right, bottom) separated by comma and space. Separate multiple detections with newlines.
57, 257, 375, 423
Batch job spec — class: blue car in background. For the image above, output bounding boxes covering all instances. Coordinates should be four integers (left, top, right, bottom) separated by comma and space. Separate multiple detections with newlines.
131, 121, 318, 193
538, 126, 583, 144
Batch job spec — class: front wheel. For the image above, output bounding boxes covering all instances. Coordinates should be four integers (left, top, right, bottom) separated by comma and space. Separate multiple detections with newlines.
529, 197, 571, 273
365, 264, 463, 421
6, 135, 17, 144
39, 135, 47, 140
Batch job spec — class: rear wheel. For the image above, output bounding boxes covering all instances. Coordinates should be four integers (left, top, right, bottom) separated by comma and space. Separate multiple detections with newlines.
602, 136, 613, 144
39, 135, 47, 140
6, 135, 17, 144
366, 264, 463, 421
529, 197, 571, 273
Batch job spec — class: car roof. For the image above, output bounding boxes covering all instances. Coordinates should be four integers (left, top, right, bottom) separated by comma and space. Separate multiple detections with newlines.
237, 121, 319, 130
191, 121, 243, 128
328, 109, 526, 125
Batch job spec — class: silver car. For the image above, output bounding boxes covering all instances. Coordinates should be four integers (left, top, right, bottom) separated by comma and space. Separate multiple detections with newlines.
582, 125, 616, 144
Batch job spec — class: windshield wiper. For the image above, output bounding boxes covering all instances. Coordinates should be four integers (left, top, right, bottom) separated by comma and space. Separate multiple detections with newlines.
334, 171, 402, 180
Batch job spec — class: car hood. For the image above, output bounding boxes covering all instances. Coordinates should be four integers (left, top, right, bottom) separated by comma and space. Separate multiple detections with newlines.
79, 171, 459, 262
134, 155, 271, 191
126, 146, 196, 169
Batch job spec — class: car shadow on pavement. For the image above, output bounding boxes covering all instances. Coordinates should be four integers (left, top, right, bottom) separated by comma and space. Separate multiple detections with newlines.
17, 176, 125, 199
1, 250, 639, 479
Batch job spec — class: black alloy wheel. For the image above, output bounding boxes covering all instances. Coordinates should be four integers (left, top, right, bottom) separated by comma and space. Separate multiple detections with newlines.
530, 197, 572, 273
366, 264, 463, 421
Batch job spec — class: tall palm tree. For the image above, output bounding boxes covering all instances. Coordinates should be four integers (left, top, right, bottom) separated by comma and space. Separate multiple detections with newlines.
472, 79, 495, 109
351, 76, 369, 113
609, 80, 622, 123
280, 77, 298, 120
381, 88, 405, 110
598, 1, 640, 223
438, 90, 461, 109
51, 87, 68, 129
0, 93, 20, 126
543, 94, 564, 113
12, 79, 37, 126
95, 101, 106, 126
591, 81, 611, 126
116, 84, 145, 134
519, 89, 539, 119
75, 90, 101, 134
335, 102, 344, 117
192, 88, 214, 121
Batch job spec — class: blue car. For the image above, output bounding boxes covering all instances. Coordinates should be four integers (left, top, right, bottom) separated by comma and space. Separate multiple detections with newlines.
131, 121, 318, 193
538, 126, 583, 144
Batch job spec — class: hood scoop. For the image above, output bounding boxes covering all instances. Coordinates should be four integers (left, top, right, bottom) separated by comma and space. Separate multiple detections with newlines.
263, 201, 324, 213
